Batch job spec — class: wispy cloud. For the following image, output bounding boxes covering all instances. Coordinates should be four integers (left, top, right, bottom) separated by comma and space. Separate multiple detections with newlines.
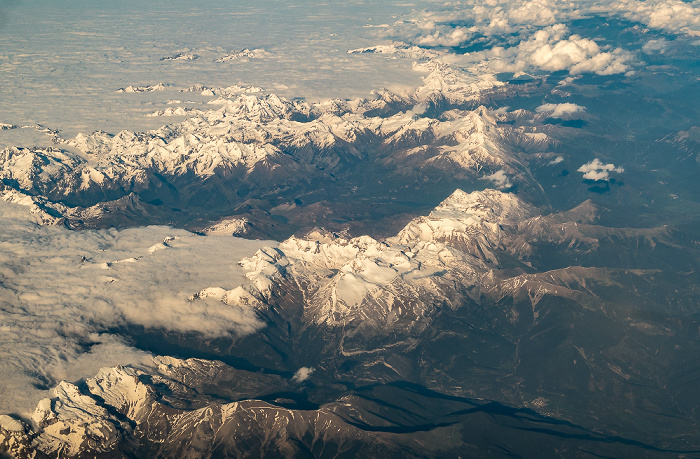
548, 155, 564, 165
642, 38, 671, 54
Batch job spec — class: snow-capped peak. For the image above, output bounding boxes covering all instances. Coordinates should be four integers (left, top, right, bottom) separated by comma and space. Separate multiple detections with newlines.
392, 189, 532, 265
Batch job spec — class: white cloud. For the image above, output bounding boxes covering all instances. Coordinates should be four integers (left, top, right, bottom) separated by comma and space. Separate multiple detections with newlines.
577, 158, 625, 181
415, 24, 476, 48
292, 367, 315, 383
607, 0, 700, 35
484, 169, 513, 188
548, 155, 565, 165
0, 200, 271, 415
407, 102, 430, 117
382, 0, 699, 79
642, 38, 671, 54
388, 0, 586, 47
392, 0, 699, 42
536, 103, 586, 118
491, 24, 635, 75
410, 23, 636, 76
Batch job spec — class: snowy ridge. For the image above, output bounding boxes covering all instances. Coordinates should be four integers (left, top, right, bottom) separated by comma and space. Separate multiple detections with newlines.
87, 366, 155, 421
202, 216, 250, 236
180, 83, 264, 97
346, 42, 505, 105
2, 356, 394, 458
160, 52, 199, 61
348, 41, 442, 60
116, 83, 166, 93
77, 125, 281, 177
211, 93, 315, 122
392, 189, 533, 266
0, 90, 548, 228
0, 186, 69, 226
31, 381, 122, 457
0, 147, 84, 194
0, 36, 560, 231
214, 48, 270, 63
190, 187, 669, 331
0, 187, 687, 456
0, 415, 34, 459
193, 189, 529, 328
413, 60, 505, 105
417, 106, 514, 173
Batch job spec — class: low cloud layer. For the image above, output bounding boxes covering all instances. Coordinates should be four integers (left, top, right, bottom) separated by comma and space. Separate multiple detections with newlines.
578, 158, 625, 181
0, 200, 271, 415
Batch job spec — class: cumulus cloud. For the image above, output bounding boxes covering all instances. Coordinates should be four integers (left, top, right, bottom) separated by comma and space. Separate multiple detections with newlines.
390, 0, 699, 44
380, 0, 700, 78
487, 24, 634, 75
0, 200, 271, 415
536, 103, 586, 118
577, 158, 625, 181
292, 367, 315, 383
642, 38, 671, 54
387, 0, 586, 48
548, 155, 564, 165
484, 169, 513, 188
607, 0, 700, 35
394, 21, 634, 76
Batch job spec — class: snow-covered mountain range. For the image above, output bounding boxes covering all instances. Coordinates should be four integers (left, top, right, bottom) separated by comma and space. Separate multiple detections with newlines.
0, 64, 559, 235
2, 1, 700, 455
